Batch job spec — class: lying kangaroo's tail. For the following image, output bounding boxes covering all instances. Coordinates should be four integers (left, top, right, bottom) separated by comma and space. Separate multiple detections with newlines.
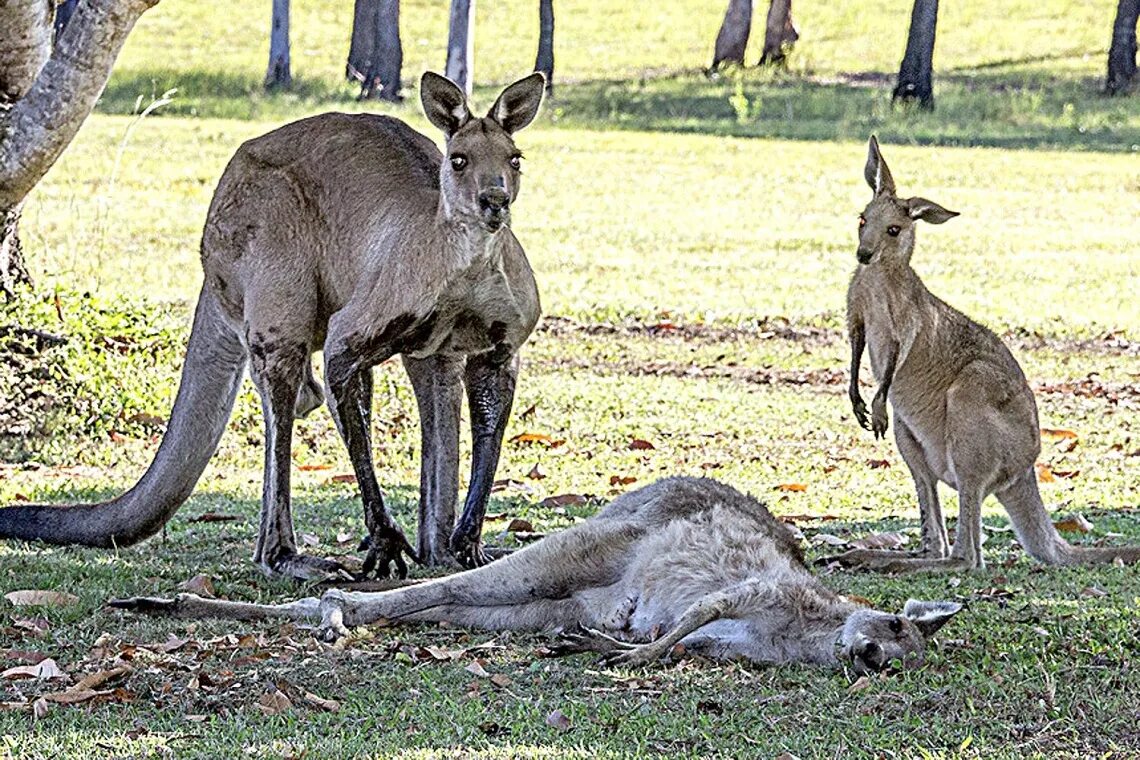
996, 468, 1140, 566
0, 288, 246, 548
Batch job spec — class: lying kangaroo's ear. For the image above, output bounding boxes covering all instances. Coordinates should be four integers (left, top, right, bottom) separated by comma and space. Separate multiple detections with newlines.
489, 72, 546, 134
907, 197, 959, 224
864, 135, 896, 197
903, 599, 963, 637
421, 71, 471, 137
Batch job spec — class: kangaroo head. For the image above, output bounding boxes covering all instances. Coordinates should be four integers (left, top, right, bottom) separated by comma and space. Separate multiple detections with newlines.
837, 599, 961, 674
420, 71, 545, 233
857, 135, 958, 266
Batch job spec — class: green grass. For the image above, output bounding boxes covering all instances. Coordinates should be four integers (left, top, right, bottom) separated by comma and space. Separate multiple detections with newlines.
2, 0, 1140, 756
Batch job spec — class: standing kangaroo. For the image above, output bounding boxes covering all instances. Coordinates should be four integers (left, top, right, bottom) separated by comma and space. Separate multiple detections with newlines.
112, 477, 962, 673
0, 72, 546, 579
834, 136, 1140, 573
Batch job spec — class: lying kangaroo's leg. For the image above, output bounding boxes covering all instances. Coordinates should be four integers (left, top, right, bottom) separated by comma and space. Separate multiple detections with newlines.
403, 354, 464, 566
249, 332, 348, 581
451, 349, 520, 568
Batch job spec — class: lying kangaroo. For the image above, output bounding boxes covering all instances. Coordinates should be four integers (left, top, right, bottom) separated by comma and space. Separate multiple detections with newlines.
836, 136, 1140, 573
0, 72, 546, 579
112, 477, 962, 673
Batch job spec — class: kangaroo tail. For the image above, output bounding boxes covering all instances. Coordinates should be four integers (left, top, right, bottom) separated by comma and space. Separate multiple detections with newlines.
996, 468, 1140, 566
0, 287, 246, 548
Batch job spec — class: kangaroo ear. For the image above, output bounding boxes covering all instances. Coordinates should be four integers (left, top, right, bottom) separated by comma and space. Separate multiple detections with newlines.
420, 71, 471, 137
903, 599, 963, 638
489, 72, 546, 134
907, 197, 959, 224
864, 135, 896, 197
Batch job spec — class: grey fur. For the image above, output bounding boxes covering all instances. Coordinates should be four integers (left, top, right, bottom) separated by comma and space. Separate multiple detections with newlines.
834, 136, 1140, 573
0, 72, 547, 580
111, 477, 962, 673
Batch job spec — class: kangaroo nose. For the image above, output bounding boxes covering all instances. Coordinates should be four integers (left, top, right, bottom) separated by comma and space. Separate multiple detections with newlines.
855, 640, 885, 671
479, 188, 510, 213
857, 246, 874, 264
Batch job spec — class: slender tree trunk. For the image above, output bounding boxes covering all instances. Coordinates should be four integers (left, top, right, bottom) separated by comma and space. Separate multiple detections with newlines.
712, 0, 752, 70
534, 0, 554, 94
446, 0, 475, 94
348, 0, 402, 101
265, 0, 291, 89
0, 0, 159, 298
759, 0, 797, 66
893, 0, 939, 110
1107, 0, 1140, 95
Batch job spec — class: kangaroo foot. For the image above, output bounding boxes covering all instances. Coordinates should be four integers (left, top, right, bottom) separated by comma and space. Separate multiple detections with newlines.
815, 548, 919, 569
449, 525, 490, 569
108, 595, 182, 615
270, 552, 354, 583
818, 549, 980, 574
359, 528, 420, 580
550, 624, 636, 658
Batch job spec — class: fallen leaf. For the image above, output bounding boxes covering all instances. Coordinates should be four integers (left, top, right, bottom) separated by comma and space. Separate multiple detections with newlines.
1, 658, 65, 681
328, 473, 357, 484
1035, 463, 1055, 483
41, 689, 112, 705
256, 688, 292, 715
511, 432, 555, 445
465, 660, 491, 678
126, 412, 166, 428
32, 698, 48, 720
526, 463, 547, 481
1051, 469, 1079, 479
1053, 514, 1093, 534
850, 531, 908, 550
545, 708, 572, 731
300, 532, 320, 547
1080, 586, 1107, 598
847, 675, 872, 693
609, 475, 637, 486
628, 438, 656, 451
70, 665, 132, 692
5, 590, 79, 608
780, 513, 838, 523
187, 512, 240, 523
810, 533, 848, 547
301, 691, 340, 712
179, 574, 215, 598
336, 531, 354, 544
519, 403, 537, 420
506, 518, 534, 533
865, 459, 891, 469
489, 673, 512, 688
297, 463, 333, 472
539, 494, 587, 508
1041, 428, 1078, 440
775, 483, 807, 493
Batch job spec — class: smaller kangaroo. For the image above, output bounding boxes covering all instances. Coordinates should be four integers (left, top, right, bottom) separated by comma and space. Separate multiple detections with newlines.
835, 136, 1140, 573
112, 477, 962, 673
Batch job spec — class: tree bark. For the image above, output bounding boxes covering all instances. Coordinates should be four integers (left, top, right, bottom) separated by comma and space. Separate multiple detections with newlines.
712, 0, 752, 70
446, 0, 475, 94
534, 0, 554, 94
1107, 0, 1140, 95
893, 0, 939, 110
347, 0, 402, 101
759, 0, 797, 66
0, 0, 159, 295
265, 0, 291, 89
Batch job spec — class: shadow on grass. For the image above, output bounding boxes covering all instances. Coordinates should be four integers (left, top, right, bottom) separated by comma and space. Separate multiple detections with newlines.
96, 65, 1140, 153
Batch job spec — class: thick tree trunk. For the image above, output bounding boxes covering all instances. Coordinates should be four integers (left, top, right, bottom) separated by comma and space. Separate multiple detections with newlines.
0, 0, 158, 296
446, 0, 475, 94
759, 0, 797, 66
712, 0, 752, 69
1107, 0, 1140, 95
348, 0, 402, 101
534, 0, 554, 94
893, 0, 939, 110
265, 0, 291, 89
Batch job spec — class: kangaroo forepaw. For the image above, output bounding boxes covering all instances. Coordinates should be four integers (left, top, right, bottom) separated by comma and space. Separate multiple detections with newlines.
550, 624, 635, 658
871, 397, 889, 438
270, 553, 354, 583
851, 396, 870, 430
316, 590, 352, 643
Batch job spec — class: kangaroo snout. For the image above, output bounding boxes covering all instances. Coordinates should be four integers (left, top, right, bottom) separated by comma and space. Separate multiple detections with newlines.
857, 246, 875, 265
478, 188, 511, 230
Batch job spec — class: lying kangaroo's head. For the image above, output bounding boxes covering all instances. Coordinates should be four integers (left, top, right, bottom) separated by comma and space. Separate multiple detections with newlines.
857, 135, 959, 266
837, 599, 961, 674
420, 71, 546, 233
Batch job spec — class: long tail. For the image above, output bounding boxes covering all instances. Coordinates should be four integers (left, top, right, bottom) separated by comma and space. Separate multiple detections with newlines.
0, 287, 246, 547
996, 469, 1140, 566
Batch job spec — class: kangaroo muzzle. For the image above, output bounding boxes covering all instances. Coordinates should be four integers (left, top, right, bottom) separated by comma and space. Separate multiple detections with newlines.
478, 188, 511, 231
857, 246, 875, 265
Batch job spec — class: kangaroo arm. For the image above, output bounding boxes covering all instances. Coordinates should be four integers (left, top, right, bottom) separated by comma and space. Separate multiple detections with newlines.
849, 321, 869, 430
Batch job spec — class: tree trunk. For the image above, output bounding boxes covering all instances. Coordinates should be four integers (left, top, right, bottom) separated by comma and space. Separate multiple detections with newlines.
1107, 0, 1140, 95
759, 0, 797, 66
0, 0, 159, 297
54, 0, 80, 42
893, 0, 939, 110
712, 0, 752, 70
265, 0, 291, 89
446, 0, 475, 94
534, 0, 554, 94
348, 0, 402, 101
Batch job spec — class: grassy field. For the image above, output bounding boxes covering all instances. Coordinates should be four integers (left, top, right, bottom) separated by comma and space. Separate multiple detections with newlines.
1, 0, 1139, 757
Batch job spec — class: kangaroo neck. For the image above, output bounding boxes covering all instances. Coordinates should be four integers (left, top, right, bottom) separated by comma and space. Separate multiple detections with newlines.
435, 201, 503, 268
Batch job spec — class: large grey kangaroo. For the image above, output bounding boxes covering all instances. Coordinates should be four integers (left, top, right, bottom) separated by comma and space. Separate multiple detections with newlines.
112, 477, 962, 673
834, 136, 1140, 573
0, 72, 546, 580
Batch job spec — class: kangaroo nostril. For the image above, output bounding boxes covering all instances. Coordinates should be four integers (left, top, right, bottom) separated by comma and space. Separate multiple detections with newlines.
857, 641, 884, 669
479, 189, 510, 212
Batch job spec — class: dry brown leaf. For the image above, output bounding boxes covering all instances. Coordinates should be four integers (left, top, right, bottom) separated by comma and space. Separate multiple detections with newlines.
71, 665, 132, 692
187, 511, 240, 523
1, 658, 64, 681
526, 463, 548, 481
850, 531, 908, 550
847, 675, 872, 693
300, 532, 321, 547
511, 432, 555, 445
5, 590, 79, 608
490, 673, 512, 688
628, 438, 656, 451
1054, 514, 1093, 534
297, 463, 333, 472
609, 475, 637, 486
1035, 463, 1055, 483
1051, 469, 1080, 480
519, 403, 538, 420
810, 533, 848, 547
256, 688, 293, 715
328, 473, 357, 484
179, 574, 216, 598
301, 691, 340, 712
41, 689, 112, 705
32, 698, 49, 720
506, 518, 535, 533
774, 483, 807, 493
424, 646, 464, 661
126, 412, 166, 428
1041, 428, 1078, 440
780, 513, 838, 523
865, 459, 891, 469
464, 660, 491, 678
545, 708, 572, 731
539, 494, 587, 508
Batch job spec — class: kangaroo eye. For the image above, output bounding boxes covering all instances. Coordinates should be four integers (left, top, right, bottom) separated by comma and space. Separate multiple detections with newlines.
450, 154, 468, 171
889, 617, 903, 634
858, 216, 866, 229
509, 154, 522, 171
887, 225, 901, 237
